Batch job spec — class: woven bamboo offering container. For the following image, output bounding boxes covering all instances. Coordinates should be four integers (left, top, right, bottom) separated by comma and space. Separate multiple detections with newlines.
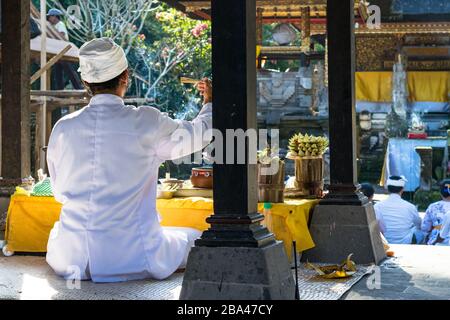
257, 161, 285, 203
287, 133, 328, 198
293, 156, 324, 198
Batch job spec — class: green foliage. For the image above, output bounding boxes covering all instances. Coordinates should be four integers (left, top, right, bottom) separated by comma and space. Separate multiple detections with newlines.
41, 1, 211, 117
413, 190, 442, 211
142, 6, 211, 116
385, 107, 409, 138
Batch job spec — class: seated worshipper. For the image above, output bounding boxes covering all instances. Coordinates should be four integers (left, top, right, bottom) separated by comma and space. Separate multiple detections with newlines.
435, 211, 450, 246
360, 183, 375, 202
46, 38, 213, 282
421, 180, 450, 245
374, 176, 425, 244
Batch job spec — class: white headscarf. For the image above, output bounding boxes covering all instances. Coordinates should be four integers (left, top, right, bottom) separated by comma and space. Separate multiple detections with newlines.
78, 38, 128, 83
386, 175, 408, 187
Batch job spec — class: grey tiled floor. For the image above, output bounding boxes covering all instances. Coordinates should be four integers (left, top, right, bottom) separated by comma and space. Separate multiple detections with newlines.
0, 255, 183, 300
1, 245, 450, 300
343, 244, 450, 300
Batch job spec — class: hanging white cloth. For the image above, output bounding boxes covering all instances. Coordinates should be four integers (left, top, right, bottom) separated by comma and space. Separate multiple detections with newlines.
46, 94, 212, 282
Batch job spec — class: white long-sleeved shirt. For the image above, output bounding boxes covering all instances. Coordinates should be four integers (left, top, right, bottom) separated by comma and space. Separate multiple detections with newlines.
46, 94, 212, 282
54, 21, 69, 41
374, 193, 422, 244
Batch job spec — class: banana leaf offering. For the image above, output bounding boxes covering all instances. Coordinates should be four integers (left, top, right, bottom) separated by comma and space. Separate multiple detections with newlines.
306, 254, 357, 279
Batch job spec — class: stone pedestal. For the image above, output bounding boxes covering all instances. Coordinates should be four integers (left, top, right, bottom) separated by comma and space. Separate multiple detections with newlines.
302, 203, 386, 264
180, 242, 296, 300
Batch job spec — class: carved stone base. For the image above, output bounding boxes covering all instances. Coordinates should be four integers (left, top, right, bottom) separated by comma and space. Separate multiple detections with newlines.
180, 242, 296, 300
302, 203, 386, 264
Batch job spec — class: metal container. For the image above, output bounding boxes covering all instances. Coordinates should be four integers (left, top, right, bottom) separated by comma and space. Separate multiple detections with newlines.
190, 167, 213, 189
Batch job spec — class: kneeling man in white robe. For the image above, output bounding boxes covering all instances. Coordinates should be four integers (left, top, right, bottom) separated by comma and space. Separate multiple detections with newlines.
46, 38, 213, 282
374, 176, 425, 244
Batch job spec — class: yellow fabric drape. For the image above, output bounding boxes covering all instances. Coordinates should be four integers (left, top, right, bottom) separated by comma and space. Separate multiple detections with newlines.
256, 45, 261, 67
5, 195, 62, 252
355, 71, 450, 103
408, 72, 449, 103
4, 194, 318, 257
356, 71, 392, 103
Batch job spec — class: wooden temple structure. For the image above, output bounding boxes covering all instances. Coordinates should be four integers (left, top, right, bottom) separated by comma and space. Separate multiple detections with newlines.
164, 0, 450, 183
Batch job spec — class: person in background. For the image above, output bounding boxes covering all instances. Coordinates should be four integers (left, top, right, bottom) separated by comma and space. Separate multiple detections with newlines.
47, 8, 69, 41
374, 176, 425, 244
436, 211, 450, 246
422, 180, 450, 245
360, 183, 375, 202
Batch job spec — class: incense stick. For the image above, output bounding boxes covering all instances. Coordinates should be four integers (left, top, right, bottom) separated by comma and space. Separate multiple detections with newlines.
180, 77, 200, 85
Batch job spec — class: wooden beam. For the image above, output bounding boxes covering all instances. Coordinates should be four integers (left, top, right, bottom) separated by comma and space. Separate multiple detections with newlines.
30, 45, 72, 85
45, 70, 52, 146
30, 90, 88, 97
34, 110, 43, 177
1, 0, 31, 178
40, 0, 48, 171
193, 10, 211, 20
301, 6, 311, 52
256, 8, 264, 46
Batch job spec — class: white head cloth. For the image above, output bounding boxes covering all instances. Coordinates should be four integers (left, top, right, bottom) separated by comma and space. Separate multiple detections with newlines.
78, 38, 128, 83
386, 175, 408, 187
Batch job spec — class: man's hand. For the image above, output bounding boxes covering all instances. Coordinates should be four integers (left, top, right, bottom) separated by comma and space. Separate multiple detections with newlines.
196, 78, 212, 105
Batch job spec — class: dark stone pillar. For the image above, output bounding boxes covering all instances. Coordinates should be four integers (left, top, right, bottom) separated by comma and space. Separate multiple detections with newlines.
0, 0, 31, 238
1, 0, 31, 181
321, 0, 365, 206
195, 0, 273, 249
301, 0, 385, 264
181, 0, 295, 300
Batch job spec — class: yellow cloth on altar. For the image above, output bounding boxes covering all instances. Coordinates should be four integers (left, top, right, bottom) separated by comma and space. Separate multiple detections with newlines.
5, 195, 62, 253
356, 71, 450, 103
356, 71, 393, 103
407, 72, 449, 103
4, 194, 318, 258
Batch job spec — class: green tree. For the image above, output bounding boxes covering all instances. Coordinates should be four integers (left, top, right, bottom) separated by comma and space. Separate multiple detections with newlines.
42, 1, 211, 117
136, 6, 211, 117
